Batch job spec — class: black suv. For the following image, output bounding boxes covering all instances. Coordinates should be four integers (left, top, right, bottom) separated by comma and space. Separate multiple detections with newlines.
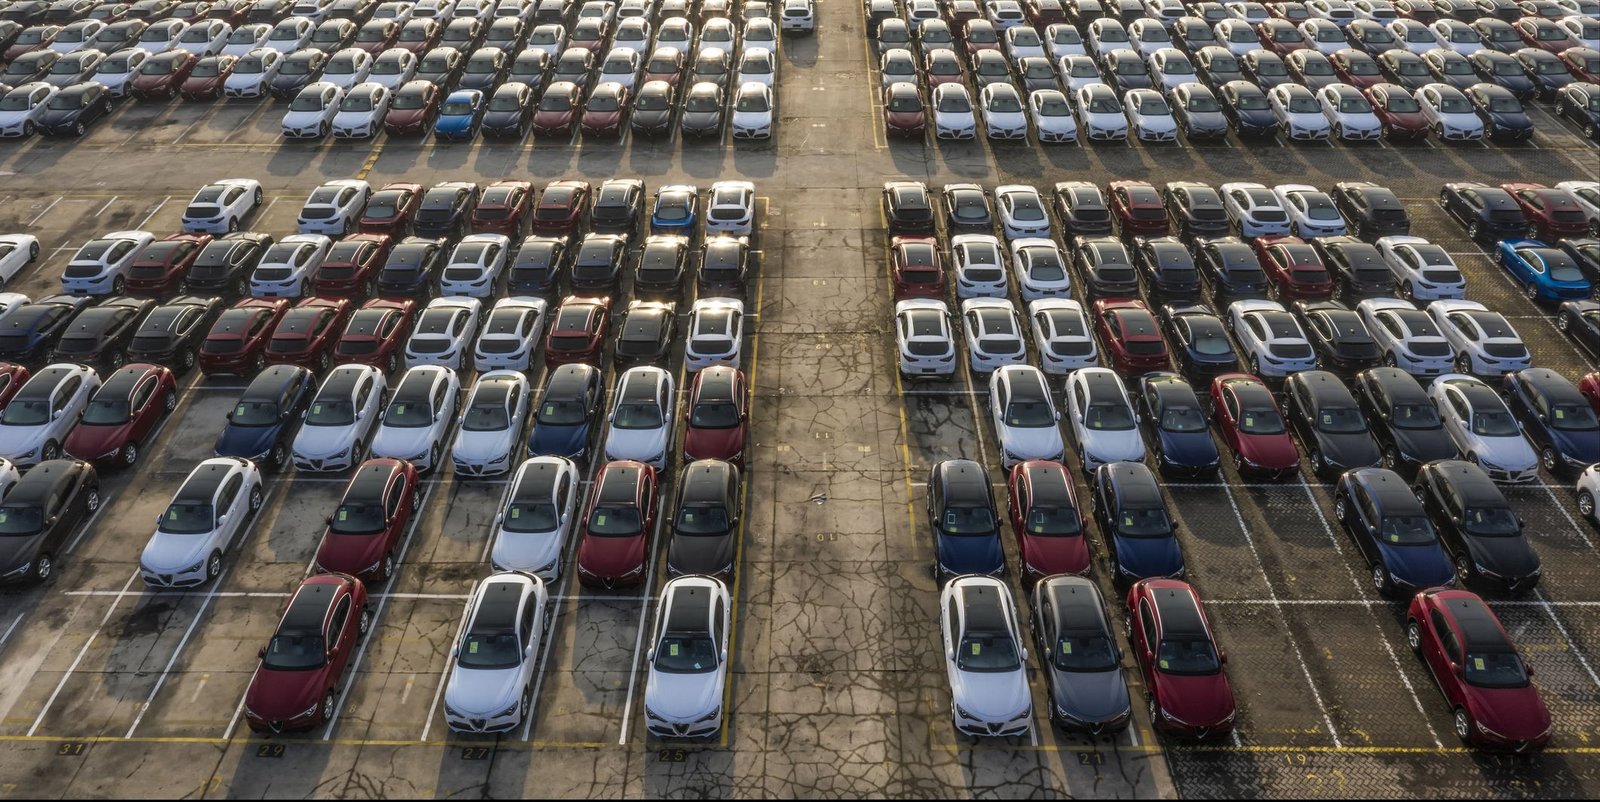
1413, 459, 1541, 593
375, 236, 446, 298
47, 297, 155, 376
1054, 181, 1115, 237
0, 458, 99, 585
666, 458, 741, 578
612, 301, 675, 366
589, 178, 645, 236
1132, 236, 1202, 298
1353, 366, 1457, 474
1071, 236, 1139, 298
183, 232, 272, 298
125, 295, 224, 375
1333, 181, 1411, 240
697, 237, 749, 296
882, 181, 934, 235
1282, 370, 1381, 478
412, 181, 478, 240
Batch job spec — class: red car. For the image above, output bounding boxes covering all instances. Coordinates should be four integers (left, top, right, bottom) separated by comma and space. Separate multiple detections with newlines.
1210, 373, 1300, 478
198, 297, 290, 377
1581, 371, 1600, 413
310, 233, 391, 296
531, 179, 590, 235
1393, 0, 1439, 22
1108, 180, 1170, 237
544, 295, 611, 368
1027, 0, 1068, 29
580, 81, 630, 138
1127, 578, 1236, 739
264, 296, 351, 373
883, 81, 926, 137
1561, 46, 1600, 85
682, 365, 747, 464
642, 45, 685, 87
382, 80, 440, 136
1366, 82, 1429, 140
1094, 298, 1169, 375
352, 18, 399, 54
358, 182, 423, 236
470, 179, 533, 236
242, 572, 369, 733
889, 235, 944, 300
0, 363, 30, 411
1330, 48, 1385, 89
1514, 16, 1577, 54
313, 458, 420, 583
1501, 182, 1592, 240
532, 80, 582, 136
1006, 460, 1090, 580
4, 25, 60, 61
129, 49, 198, 99
61, 363, 176, 467
1406, 588, 1553, 750
962, 19, 1001, 56
575, 460, 659, 588
1258, 19, 1310, 56
178, 53, 236, 100
125, 233, 210, 297
1253, 235, 1334, 299
394, 17, 440, 55
332, 297, 414, 373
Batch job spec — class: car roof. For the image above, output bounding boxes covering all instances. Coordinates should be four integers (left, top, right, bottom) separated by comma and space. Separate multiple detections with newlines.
1428, 459, 1509, 505
959, 582, 1009, 633
938, 459, 989, 498
242, 365, 306, 401
1147, 584, 1206, 637
598, 462, 643, 501
511, 459, 562, 503
1441, 594, 1512, 652
280, 581, 338, 634
664, 581, 712, 633
175, 459, 236, 504
345, 459, 397, 501
681, 459, 733, 502
1043, 577, 1106, 634
468, 578, 526, 633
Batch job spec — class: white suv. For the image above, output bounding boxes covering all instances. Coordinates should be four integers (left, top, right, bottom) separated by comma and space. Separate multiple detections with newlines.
443, 571, 549, 733
643, 575, 732, 738
291, 364, 386, 472
369, 365, 461, 471
139, 457, 263, 588
940, 575, 1031, 738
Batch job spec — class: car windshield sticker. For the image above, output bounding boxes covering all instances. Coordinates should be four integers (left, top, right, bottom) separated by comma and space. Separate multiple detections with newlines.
393, 403, 406, 415
468, 641, 478, 654
970, 643, 981, 656
510, 507, 520, 519
1159, 659, 1169, 669
337, 509, 347, 521
595, 514, 607, 526
1242, 414, 1255, 427
683, 512, 694, 522
543, 403, 557, 416
1473, 657, 1486, 671
1061, 642, 1072, 655
1554, 408, 1565, 420
1122, 513, 1135, 528
235, 404, 249, 417
945, 511, 957, 526
313, 403, 323, 415
1321, 413, 1333, 426
669, 643, 679, 657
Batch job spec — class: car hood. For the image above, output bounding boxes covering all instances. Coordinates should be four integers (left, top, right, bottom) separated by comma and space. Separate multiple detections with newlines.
443, 663, 523, 717
1234, 107, 1277, 126
386, 107, 428, 124
281, 109, 327, 125
644, 666, 721, 721
1549, 426, 1600, 464
35, 107, 83, 126
1020, 532, 1089, 575
0, 423, 50, 459
1464, 531, 1541, 578
1114, 532, 1184, 578
245, 665, 324, 720
1155, 671, 1235, 728
214, 422, 281, 459
668, 531, 734, 574
1187, 110, 1228, 128
436, 114, 473, 131
371, 424, 437, 460
1314, 429, 1381, 469
606, 427, 668, 463
1392, 426, 1457, 463
315, 529, 387, 575
482, 109, 522, 126
0, 531, 43, 575
1468, 684, 1552, 742
1473, 435, 1537, 471
453, 428, 515, 463
528, 420, 588, 458
1482, 108, 1531, 129
936, 532, 1005, 574
681, 109, 721, 127
576, 531, 647, 577
140, 529, 212, 573
1081, 427, 1143, 463
633, 108, 671, 127
1376, 540, 1454, 587
1239, 431, 1300, 469
65, 421, 133, 459
293, 421, 362, 459
683, 424, 742, 461
490, 526, 564, 572
1158, 429, 1220, 467
1049, 666, 1132, 724
950, 665, 1031, 721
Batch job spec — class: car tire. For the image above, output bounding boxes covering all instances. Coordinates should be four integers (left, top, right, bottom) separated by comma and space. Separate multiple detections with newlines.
1147, 694, 1159, 728
109, 350, 126, 370
1455, 354, 1472, 374
206, 549, 224, 582
1524, 284, 1537, 301
1249, 356, 1261, 375
75, 122, 85, 136
248, 484, 263, 513
1454, 552, 1473, 585
32, 552, 53, 583
1578, 490, 1595, 520
1371, 564, 1390, 595
227, 218, 238, 233
1587, 123, 1597, 139
317, 351, 331, 373
180, 349, 196, 372
22, 122, 33, 137
1558, 315, 1570, 332
85, 483, 100, 513
1467, 221, 1480, 239
270, 443, 286, 470
41, 441, 60, 462
426, 444, 439, 472
1540, 447, 1557, 472
1382, 447, 1397, 470
1310, 448, 1325, 477
1382, 353, 1397, 369
362, 279, 375, 296
320, 690, 336, 723
29, 242, 39, 261
1333, 494, 1347, 522
357, 605, 371, 636
120, 441, 139, 466
112, 277, 126, 295
254, 187, 263, 205
380, 551, 395, 581
1405, 619, 1422, 654
251, 353, 266, 374
234, 278, 249, 297
385, 352, 398, 373
1453, 708, 1472, 744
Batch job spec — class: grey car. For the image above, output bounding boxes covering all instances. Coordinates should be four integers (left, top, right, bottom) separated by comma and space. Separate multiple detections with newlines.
1031, 575, 1132, 733
1171, 81, 1228, 138
679, 80, 723, 137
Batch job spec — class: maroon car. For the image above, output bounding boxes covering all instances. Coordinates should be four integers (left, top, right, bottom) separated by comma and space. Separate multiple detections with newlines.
575, 459, 658, 588
1501, 182, 1591, 240
883, 81, 926, 137
358, 181, 423, 236
1330, 48, 1385, 90
1127, 579, 1236, 740
394, 17, 439, 54
642, 45, 685, 87
1211, 373, 1300, 478
682, 365, 746, 464
530, 179, 590, 234
1515, 15, 1577, 54
178, 53, 235, 100
264, 296, 352, 374
1366, 82, 1429, 140
198, 297, 289, 377
313, 458, 420, 583
1561, 46, 1600, 85
125, 233, 210, 297
242, 573, 369, 733
310, 233, 391, 296
129, 49, 198, 99
470, 179, 533, 236
4, 25, 60, 61
1109, 180, 1170, 237
0, 363, 30, 411
1094, 298, 1169, 375
1006, 459, 1090, 580
532, 79, 581, 136
1254, 235, 1334, 298
382, 79, 439, 136
351, 18, 398, 54
1258, 19, 1310, 56
580, 81, 629, 138
332, 297, 413, 373
62, 363, 177, 467
544, 294, 610, 368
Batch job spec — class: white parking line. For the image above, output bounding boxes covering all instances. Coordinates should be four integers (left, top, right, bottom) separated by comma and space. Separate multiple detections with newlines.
93, 196, 118, 217
1532, 588, 1600, 693
26, 197, 62, 227
26, 570, 139, 737
615, 501, 667, 746
0, 612, 24, 650
134, 196, 172, 230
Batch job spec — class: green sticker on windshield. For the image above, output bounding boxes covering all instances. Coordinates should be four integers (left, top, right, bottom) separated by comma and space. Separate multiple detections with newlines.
1122, 514, 1135, 527
1061, 642, 1072, 655
393, 404, 407, 415
543, 404, 556, 416
337, 509, 347, 521
1389, 534, 1399, 543
1555, 409, 1565, 420
669, 643, 679, 657
1473, 657, 1485, 671
970, 643, 982, 656
1242, 415, 1255, 427
1321, 413, 1333, 426
313, 403, 323, 415
1159, 659, 1169, 669
510, 508, 520, 519
595, 514, 607, 526
235, 404, 249, 417
683, 512, 695, 522
168, 510, 179, 520
468, 642, 478, 654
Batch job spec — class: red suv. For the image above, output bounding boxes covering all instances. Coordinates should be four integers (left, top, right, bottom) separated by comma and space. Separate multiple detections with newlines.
0, 363, 30, 409
358, 182, 423, 237
1006, 460, 1089, 580
1253, 235, 1334, 299
470, 179, 534, 236
531, 179, 590, 235
1109, 180, 1170, 237
1406, 588, 1552, 750
62, 363, 177, 467
1581, 371, 1599, 413
125, 233, 211, 298
544, 295, 611, 368
313, 458, 421, 583
1127, 578, 1236, 739
1094, 298, 1169, 375
264, 296, 352, 374
243, 573, 370, 733
332, 298, 414, 373
1210, 373, 1300, 478
682, 365, 747, 464
575, 460, 659, 588
199, 297, 290, 377
310, 233, 392, 297
1501, 183, 1592, 240
889, 235, 945, 300
1366, 83, 1429, 141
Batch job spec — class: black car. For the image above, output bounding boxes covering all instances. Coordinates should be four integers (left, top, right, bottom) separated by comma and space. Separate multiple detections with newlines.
246, 0, 293, 22
127, 0, 179, 18
1560, 300, 1600, 357
507, 47, 548, 92
480, 80, 534, 137
1030, 575, 1132, 733
414, 45, 464, 87
633, 235, 688, 297
1103, 48, 1151, 94
698, 236, 750, 296
182, 232, 271, 298
630, 79, 674, 136
0, 458, 98, 585
1469, 50, 1537, 99
1562, 239, 1600, 283
0, 1, 50, 24
1353, 366, 1457, 473
483, 16, 525, 51
47, 297, 154, 375
568, 232, 626, 293
1172, 16, 1216, 52
412, 181, 477, 239
1514, 47, 1575, 98
1090, 461, 1183, 584
1053, 182, 1114, 237
1346, 19, 1398, 56
589, 178, 645, 236
1071, 236, 1139, 298
1162, 181, 1229, 240
1438, 182, 1527, 242
506, 235, 568, 295
941, 183, 994, 233
1218, 79, 1277, 135
1464, 82, 1535, 141
1242, 50, 1292, 90
1282, 370, 1381, 478
44, 0, 96, 22
665, 459, 740, 577
124, 295, 220, 374
1132, 236, 1202, 297
309, 18, 357, 52
1423, 48, 1478, 91
1332, 182, 1410, 240
1292, 300, 1381, 374
35, 81, 112, 136
0, 294, 92, 366
1159, 303, 1239, 379
1556, 83, 1600, 140
1137, 372, 1221, 476
1195, 236, 1270, 298
374, 236, 445, 298
1170, 82, 1230, 139
458, 45, 508, 93
1311, 236, 1395, 298
1378, 50, 1432, 91
267, 48, 327, 98
1504, 368, 1600, 475
1194, 45, 1244, 90
0, 21, 20, 53
1413, 460, 1541, 593
7, 54, 64, 91
612, 301, 675, 366
926, 459, 1004, 581
89, 18, 147, 51
526, 362, 603, 461
882, 181, 935, 235
1475, 0, 1522, 22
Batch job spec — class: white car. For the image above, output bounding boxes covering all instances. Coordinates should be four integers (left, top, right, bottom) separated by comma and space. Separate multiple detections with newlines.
1351, 0, 1398, 20
1578, 463, 1600, 524
735, 46, 775, 87
490, 456, 580, 577
1147, 48, 1197, 94
643, 575, 731, 738
705, 180, 757, 236
48, 20, 106, 55
1029, 298, 1098, 373
1046, 23, 1088, 59
222, 23, 274, 57
321, 47, 374, 90
473, 296, 548, 371
744, 17, 780, 53
952, 233, 1009, 298
370, 365, 461, 471
406, 297, 482, 370
1306, 0, 1356, 26
1214, 18, 1259, 56
1556, 180, 1600, 235
1086, 18, 1130, 60
1059, 55, 1102, 92
987, 0, 1028, 29
1124, 87, 1177, 141
1065, 366, 1145, 470
224, 48, 284, 97
1558, 15, 1600, 50
265, 16, 315, 53
980, 82, 1029, 139
685, 297, 745, 371
604, 366, 675, 469
730, 81, 774, 139
939, 576, 1031, 738
1319, 83, 1381, 140
1268, 82, 1331, 139
1008, 238, 1072, 300
598, 46, 642, 90
377, 0, 419, 21
1427, 300, 1530, 377
367, 47, 418, 90
613, 17, 651, 52
61, 230, 153, 296
1429, 20, 1484, 57
1274, 183, 1347, 238
1028, 88, 1078, 143
180, 178, 262, 235
960, 298, 1028, 373
995, 185, 1052, 239
0, 82, 58, 138
1429, 374, 1539, 483
331, 81, 390, 138
139, 457, 263, 588
442, 571, 549, 733
452, 0, 493, 16
438, 233, 511, 297
290, 364, 386, 472
0, 364, 101, 467
1006, 23, 1048, 61
1228, 299, 1318, 377
1226, 0, 1271, 21
1376, 236, 1466, 300
932, 83, 977, 139
281, 81, 344, 138
138, 19, 190, 53
413, 0, 458, 15
249, 234, 332, 298
1414, 83, 1483, 140
1388, 19, 1441, 54
989, 365, 1065, 467
452, 370, 530, 477
907, 0, 941, 30
177, 19, 231, 56
93, 50, 151, 97
780, 0, 814, 31
0, 235, 39, 286
1074, 82, 1129, 139
894, 299, 957, 378
1125, 18, 1171, 58
699, 18, 735, 57
297, 179, 372, 236
294, 0, 336, 20
1357, 298, 1456, 378
1220, 182, 1292, 237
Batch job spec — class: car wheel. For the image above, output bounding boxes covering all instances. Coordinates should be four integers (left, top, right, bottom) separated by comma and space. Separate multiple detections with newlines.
317, 351, 331, 373
112, 276, 126, 295
85, 483, 100, 513
381, 551, 395, 581
1578, 490, 1595, 520
1310, 448, 1325, 477
1558, 315, 1570, 332
41, 441, 60, 462
227, 218, 238, 233
233, 278, 248, 297
75, 122, 86, 136
32, 553, 52, 583
1453, 708, 1472, 744
320, 690, 336, 723
1249, 356, 1261, 375
1455, 354, 1472, 374
28, 242, 39, 261
1405, 619, 1422, 654
109, 350, 126, 369
1454, 552, 1473, 585
1382, 447, 1397, 470
1467, 221, 1480, 239
254, 187, 263, 205
22, 122, 33, 137
248, 484, 263, 513
1540, 447, 1558, 472
180, 348, 196, 372
1333, 494, 1347, 522
1371, 564, 1390, 595
318, 122, 328, 138
250, 353, 267, 375
362, 279, 375, 296
427, 444, 439, 472
270, 443, 286, 470
1147, 694, 1159, 726
1468, 452, 1479, 470
1382, 353, 1397, 369
1587, 123, 1597, 139
206, 549, 224, 582
385, 352, 398, 373
120, 441, 139, 466
1524, 284, 1538, 301
357, 605, 372, 636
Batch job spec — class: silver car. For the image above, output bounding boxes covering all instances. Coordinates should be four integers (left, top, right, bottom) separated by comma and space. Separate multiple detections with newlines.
940, 575, 1031, 738
490, 456, 580, 578
451, 370, 530, 477
643, 575, 731, 738
369, 365, 461, 472
0, 364, 100, 467
291, 364, 386, 472
1428, 374, 1538, 483
989, 365, 1066, 468
1064, 367, 1145, 472
604, 366, 675, 469
139, 457, 263, 588
442, 570, 549, 733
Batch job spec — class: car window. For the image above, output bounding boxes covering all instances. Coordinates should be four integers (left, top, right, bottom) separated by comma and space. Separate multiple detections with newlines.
1430, 609, 1460, 664
217, 473, 243, 516
712, 597, 724, 647
945, 599, 960, 648
131, 376, 157, 410
1137, 600, 1157, 653
519, 593, 536, 650
328, 595, 351, 646
385, 478, 404, 518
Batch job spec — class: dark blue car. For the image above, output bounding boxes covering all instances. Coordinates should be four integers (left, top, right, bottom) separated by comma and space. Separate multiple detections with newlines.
1465, 83, 1534, 141
1503, 368, 1600, 476
0, 294, 91, 366
927, 459, 1005, 581
1159, 304, 1240, 380
213, 364, 315, 471
1333, 467, 1454, 597
527, 363, 604, 463
1091, 462, 1184, 583
1137, 372, 1220, 476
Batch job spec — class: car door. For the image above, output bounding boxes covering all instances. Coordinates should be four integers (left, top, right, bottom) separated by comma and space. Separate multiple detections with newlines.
1135, 599, 1158, 683
517, 589, 538, 686
40, 482, 71, 552
1443, 390, 1471, 451
352, 374, 375, 437
128, 373, 160, 441
554, 469, 574, 537
382, 471, 406, 549
1218, 386, 1242, 450
1423, 607, 1458, 697
325, 593, 353, 676
429, 378, 449, 440
49, 375, 80, 438
1349, 481, 1380, 563
214, 471, 243, 547
712, 594, 727, 679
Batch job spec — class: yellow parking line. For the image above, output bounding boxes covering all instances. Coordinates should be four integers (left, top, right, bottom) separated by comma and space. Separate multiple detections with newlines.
355, 142, 385, 182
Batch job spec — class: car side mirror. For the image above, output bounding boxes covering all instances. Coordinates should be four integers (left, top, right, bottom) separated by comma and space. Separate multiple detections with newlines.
1019, 647, 1028, 663
646, 647, 655, 662
720, 648, 728, 662
217, 514, 228, 527
944, 647, 954, 661
325, 514, 333, 526
1518, 517, 1526, 528
52, 409, 62, 420
1453, 663, 1465, 677
257, 647, 266, 660
1218, 649, 1227, 665
1524, 660, 1535, 677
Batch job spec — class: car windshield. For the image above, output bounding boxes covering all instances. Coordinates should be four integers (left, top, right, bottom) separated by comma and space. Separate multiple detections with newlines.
1238, 406, 1285, 434
1378, 514, 1435, 545
1052, 633, 1117, 672
940, 504, 995, 534
191, 60, 222, 77
1085, 402, 1135, 431
1137, 97, 1169, 115
1460, 647, 1529, 688
1022, 505, 1080, 536
675, 502, 730, 534
937, 92, 969, 112
1287, 96, 1320, 113
587, 503, 642, 535
613, 399, 662, 429
956, 631, 1022, 672
487, 92, 522, 111
289, 92, 325, 111
1160, 405, 1207, 432
1235, 93, 1269, 110
382, 398, 433, 427
1187, 94, 1220, 112
324, 499, 386, 534
653, 634, 717, 672
1550, 403, 1599, 432
690, 398, 739, 428
156, 501, 213, 535
1471, 409, 1518, 437
502, 500, 558, 532
261, 630, 326, 670
1390, 401, 1440, 429
79, 395, 130, 425
0, 505, 42, 535
391, 89, 425, 109
230, 400, 279, 426
1156, 637, 1220, 675
1005, 399, 1054, 427
456, 629, 521, 670
1115, 505, 1170, 537
1314, 405, 1366, 434
441, 98, 474, 115
1337, 98, 1370, 114
1461, 506, 1520, 537
462, 401, 509, 431
735, 90, 768, 112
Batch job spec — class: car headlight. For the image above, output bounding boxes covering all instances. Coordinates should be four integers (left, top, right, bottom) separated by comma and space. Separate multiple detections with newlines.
493, 702, 519, 719
297, 701, 321, 719
644, 706, 665, 722
535, 559, 557, 575
693, 708, 721, 723
954, 704, 973, 720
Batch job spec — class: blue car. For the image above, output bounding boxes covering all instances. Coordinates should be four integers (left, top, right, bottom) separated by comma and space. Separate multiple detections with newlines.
527, 363, 604, 463
1497, 238, 1594, 303
1503, 368, 1600, 476
649, 184, 699, 235
1333, 467, 1454, 597
1137, 373, 1220, 477
433, 89, 484, 141
927, 459, 1005, 581
213, 365, 316, 471
1090, 462, 1184, 583
0, 294, 91, 367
